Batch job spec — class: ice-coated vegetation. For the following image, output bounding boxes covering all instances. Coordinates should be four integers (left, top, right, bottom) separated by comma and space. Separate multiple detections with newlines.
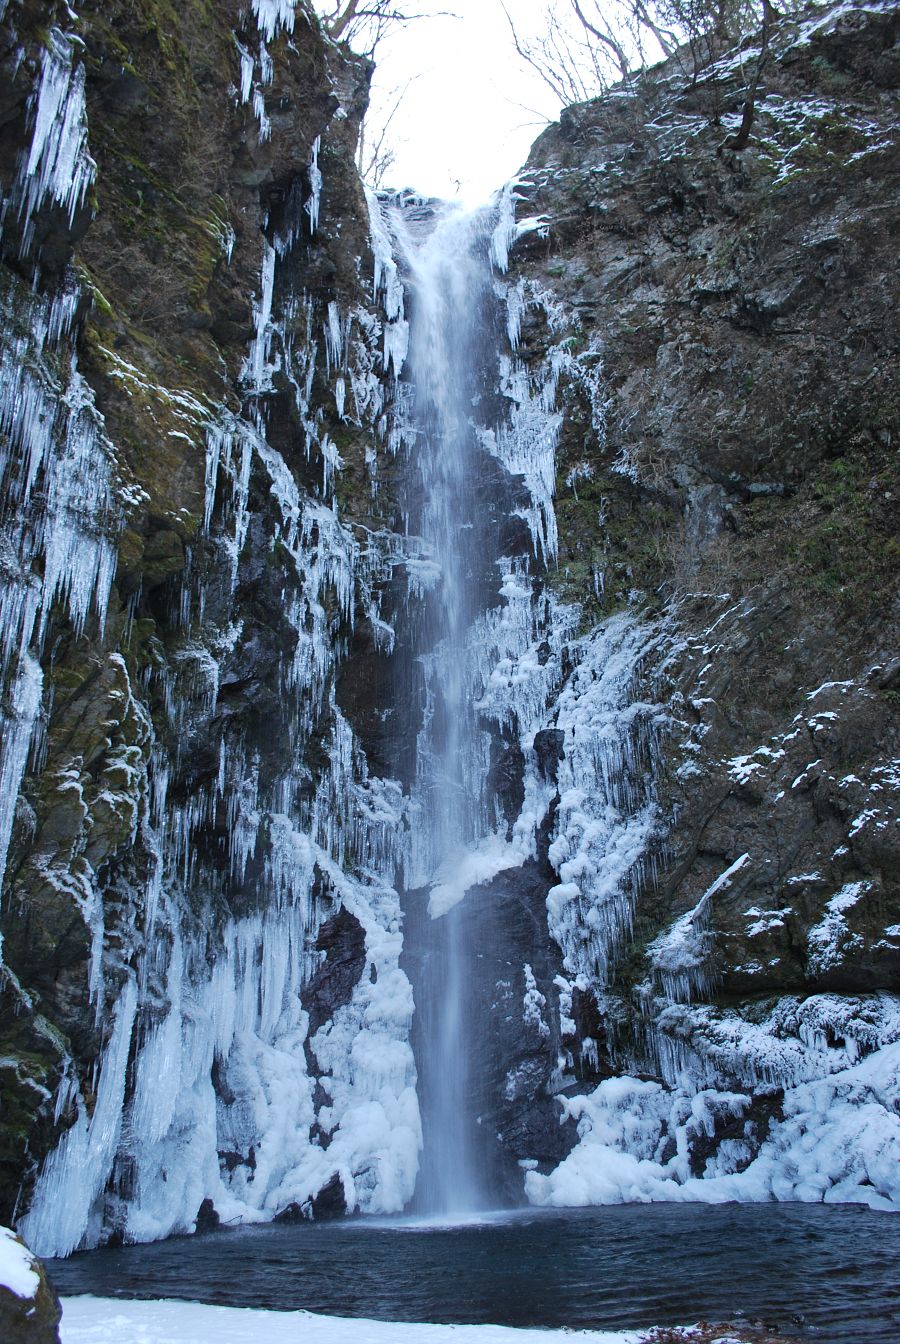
527, 1011, 900, 1211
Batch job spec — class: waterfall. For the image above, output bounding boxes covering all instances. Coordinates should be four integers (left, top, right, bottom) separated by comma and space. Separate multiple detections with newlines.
389, 199, 501, 1215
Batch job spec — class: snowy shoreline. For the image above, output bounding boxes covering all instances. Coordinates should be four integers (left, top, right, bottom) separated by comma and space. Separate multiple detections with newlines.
57, 1295, 647, 1344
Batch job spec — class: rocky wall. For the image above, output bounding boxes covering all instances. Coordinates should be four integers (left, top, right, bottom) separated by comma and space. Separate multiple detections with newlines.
0, 0, 420, 1247
497, 0, 900, 1202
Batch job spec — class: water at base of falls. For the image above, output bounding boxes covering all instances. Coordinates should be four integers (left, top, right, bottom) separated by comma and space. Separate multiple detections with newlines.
46, 1203, 900, 1343
387, 197, 503, 1217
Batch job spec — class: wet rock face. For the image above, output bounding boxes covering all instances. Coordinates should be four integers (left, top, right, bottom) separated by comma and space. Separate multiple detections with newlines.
303, 907, 368, 1041
532, 729, 564, 782
447, 857, 614, 1200
658, 667, 900, 1004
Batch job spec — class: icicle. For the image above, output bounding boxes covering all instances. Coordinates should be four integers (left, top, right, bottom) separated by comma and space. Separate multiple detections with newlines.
12, 28, 95, 259
242, 244, 277, 391
250, 0, 296, 41
365, 186, 404, 322
505, 277, 526, 350
235, 39, 254, 102
324, 301, 343, 371
0, 653, 43, 891
20, 978, 138, 1258
482, 354, 562, 563
490, 180, 518, 274
544, 615, 668, 985
38, 366, 118, 640
252, 88, 271, 141
305, 138, 322, 236
0, 276, 120, 903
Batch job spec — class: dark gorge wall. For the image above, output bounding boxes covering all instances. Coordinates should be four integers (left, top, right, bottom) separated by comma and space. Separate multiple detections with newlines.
0, 0, 423, 1249
499, 0, 900, 1204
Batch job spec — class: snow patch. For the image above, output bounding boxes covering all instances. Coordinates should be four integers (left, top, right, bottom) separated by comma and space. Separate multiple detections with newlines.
58, 1297, 644, 1344
0, 1226, 40, 1299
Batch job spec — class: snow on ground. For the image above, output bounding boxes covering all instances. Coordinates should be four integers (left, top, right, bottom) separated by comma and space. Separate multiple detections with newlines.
58, 1297, 644, 1344
0, 1224, 40, 1298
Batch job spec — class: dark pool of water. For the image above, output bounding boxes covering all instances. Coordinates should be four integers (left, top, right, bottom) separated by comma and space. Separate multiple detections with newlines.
47, 1203, 900, 1341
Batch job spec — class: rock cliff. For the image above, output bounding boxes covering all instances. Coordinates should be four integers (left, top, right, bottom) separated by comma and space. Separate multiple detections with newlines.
1, 0, 419, 1249
501, 0, 900, 1204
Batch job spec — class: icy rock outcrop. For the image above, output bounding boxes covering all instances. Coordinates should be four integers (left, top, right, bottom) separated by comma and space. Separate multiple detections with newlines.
496, 0, 900, 1209
0, 0, 420, 1252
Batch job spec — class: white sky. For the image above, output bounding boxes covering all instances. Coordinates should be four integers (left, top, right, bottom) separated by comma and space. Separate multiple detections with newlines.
363, 0, 566, 203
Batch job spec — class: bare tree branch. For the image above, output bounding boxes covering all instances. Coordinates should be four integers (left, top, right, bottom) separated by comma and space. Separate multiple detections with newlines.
358, 74, 420, 187
316, 0, 454, 58
571, 0, 632, 79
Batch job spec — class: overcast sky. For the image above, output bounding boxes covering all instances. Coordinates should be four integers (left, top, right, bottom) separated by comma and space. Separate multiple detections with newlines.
361, 0, 566, 203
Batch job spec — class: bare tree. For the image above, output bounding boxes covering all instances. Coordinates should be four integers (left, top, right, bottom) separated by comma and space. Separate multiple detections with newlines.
719, 0, 779, 150
357, 75, 419, 186
504, 0, 798, 151
314, 0, 451, 59
499, 0, 690, 108
499, 0, 636, 107
311, 1, 453, 187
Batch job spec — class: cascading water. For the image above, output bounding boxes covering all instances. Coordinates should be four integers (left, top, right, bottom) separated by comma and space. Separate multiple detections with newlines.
389, 199, 501, 1216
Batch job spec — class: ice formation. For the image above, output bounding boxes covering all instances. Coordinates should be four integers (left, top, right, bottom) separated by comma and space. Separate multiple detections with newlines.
10, 46, 422, 1255
8, 27, 95, 260
0, 26, 117, 905
526, 1028, 900, 1211
543, 616, 668, 984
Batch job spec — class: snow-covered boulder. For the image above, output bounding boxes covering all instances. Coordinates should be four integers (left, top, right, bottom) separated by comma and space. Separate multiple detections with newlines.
0, 1226, 61, 1344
